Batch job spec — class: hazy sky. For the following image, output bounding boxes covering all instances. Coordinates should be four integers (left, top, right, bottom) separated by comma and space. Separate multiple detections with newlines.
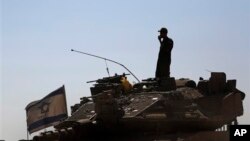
1, 0, 250, 140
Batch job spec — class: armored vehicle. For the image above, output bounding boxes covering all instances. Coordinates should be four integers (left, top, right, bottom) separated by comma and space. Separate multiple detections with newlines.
32, 72, 245, 141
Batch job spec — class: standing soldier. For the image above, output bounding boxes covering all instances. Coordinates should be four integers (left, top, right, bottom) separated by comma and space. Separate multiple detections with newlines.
155, 27, 174, 79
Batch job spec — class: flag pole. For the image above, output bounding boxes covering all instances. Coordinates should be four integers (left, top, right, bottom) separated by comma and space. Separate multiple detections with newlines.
44, 111, 47, 132
27, 129, 29, 140
26, 107, 29, 140
63, 85, 68, 117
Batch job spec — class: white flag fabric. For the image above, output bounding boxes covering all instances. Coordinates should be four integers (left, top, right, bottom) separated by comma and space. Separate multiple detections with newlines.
26, 86, 68, 134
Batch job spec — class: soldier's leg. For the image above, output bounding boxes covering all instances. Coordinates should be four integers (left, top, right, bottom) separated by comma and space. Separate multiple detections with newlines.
156, 58, 161, 78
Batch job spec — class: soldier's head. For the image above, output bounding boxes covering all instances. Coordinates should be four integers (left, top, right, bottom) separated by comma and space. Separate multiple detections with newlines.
158, 27, 168, 37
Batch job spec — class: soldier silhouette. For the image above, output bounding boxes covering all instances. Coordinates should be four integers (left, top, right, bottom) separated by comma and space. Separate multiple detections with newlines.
155, 27, 174, 79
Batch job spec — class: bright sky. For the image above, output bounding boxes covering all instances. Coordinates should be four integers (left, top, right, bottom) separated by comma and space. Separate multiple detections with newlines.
1, 0, 250, 140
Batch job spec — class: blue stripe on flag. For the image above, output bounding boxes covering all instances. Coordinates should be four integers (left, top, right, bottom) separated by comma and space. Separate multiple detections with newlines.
28, 114, 67, 132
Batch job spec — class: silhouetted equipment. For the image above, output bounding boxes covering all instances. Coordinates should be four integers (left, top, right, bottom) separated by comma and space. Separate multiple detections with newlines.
71, 49, 140, 83
32, 71, 245, 141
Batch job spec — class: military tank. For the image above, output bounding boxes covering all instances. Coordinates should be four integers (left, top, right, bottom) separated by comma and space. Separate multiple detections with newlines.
32, 71, 245, 141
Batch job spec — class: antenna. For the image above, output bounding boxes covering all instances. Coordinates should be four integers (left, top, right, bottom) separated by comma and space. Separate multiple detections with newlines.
205, 69, 213, 72
71, 49, 140, 83
104, 59, 110, 77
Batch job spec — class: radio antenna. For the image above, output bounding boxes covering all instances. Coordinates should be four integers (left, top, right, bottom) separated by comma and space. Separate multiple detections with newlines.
104, 59, 110, 77
71, 49, 140, 83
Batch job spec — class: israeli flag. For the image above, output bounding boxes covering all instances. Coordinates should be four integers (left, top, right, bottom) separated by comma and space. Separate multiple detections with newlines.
25, 86, 68, 134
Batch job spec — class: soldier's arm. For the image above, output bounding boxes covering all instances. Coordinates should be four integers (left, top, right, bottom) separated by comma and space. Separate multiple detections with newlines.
158, 36, 163, 44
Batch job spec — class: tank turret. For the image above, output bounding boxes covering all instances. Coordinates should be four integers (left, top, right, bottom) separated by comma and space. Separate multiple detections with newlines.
33, 72, 245, 141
